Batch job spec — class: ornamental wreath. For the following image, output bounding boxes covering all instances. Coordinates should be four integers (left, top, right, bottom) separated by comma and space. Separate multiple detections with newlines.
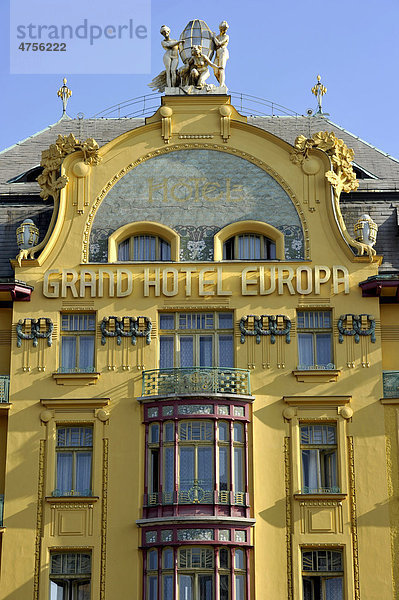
239, 315, 291, 344
337, 314, 376, 344
16, 318, 53, 348
101, 316, 152, 346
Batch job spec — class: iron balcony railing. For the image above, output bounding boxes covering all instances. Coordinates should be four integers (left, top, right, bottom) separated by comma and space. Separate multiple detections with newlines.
0, 494, 4, 526
0, 376, 10, 403
141, 367, 251, 397
383, 371, 399, 398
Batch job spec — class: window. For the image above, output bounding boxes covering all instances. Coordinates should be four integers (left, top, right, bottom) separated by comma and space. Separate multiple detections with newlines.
54, 426, 93, 496
301, 424, 338, 494
60, 314, 96, 373
223, 234, 276, 260
302, 549, 343, 600
49, 552, 91, 599
159, 312, 234, 369
147, 419, 246, 507
297, 311, 333, 370
118, 235, 171, 261
146, 546, 247, 600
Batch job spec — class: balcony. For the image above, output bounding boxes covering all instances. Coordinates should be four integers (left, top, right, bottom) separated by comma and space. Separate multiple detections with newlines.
0, 494, 3, 527
383, 371, 399, 398
141, 367, 251, 398
0, 376, 10, 403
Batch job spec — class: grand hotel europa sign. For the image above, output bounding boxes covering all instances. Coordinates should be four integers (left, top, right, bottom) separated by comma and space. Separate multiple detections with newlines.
42, 265, 350, 298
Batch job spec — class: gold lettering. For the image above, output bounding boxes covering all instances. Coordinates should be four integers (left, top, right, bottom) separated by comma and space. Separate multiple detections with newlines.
314, 266, 331, 294
260, 266, 276, 295
199, 268, 215, 296
162, 268, 179, 296
116, 269, 133, 297
61, 269, 78, 298
43, 269, 60, 298
296, 266, 313, 295
202, 181, 222, 202
148, 178, 167, 203
216, 266, 232, 295
277, 267, 295, 295
241, 267, 258, 295
180, 267, 197, 297
170, 179, 192, 202
333, 266, 349, 294
144, 268, 160, 296
98, 269, 115, 297
79, 269, 97, 298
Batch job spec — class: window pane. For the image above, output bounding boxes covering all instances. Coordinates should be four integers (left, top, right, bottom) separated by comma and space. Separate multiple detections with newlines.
148, 549, 158, 571
75, 452, 92, 494
219, 335, 234, 368
302, 449, 319, 492
198, 446, 213, 490
150, 424, 160, 443
199, 336, 213, 367
164, 422, 174, 442
233, 422, 244, 442
234, 447, 244, 492
199, 575, 213, 600
220, 574, 229, 600
79, 336, 95, 370
61, 336, 76, 369
148, 575, 158, 600
164, 447, 175, 493
160, 336, 174, 369
118, 239, 130, 260
179, 447, 195, 490
179, 575, 193, 600
56, 453, 73, 494
316, 333, 332, 366
218, 313, 233, 329
235, 549, 245, 570
218, 422, 229, 441
219, 548, 229, 569
160, 314, 175, 330
180, 336, 194, 368
50, 580, 66, 600
298, 333, 314, 367
163, 575, 174, 600
163, 548, 174, 570
76, 581, 91, 600
235, 574, 245, 600
219, 446, 229, 491
325, 577, 343, 600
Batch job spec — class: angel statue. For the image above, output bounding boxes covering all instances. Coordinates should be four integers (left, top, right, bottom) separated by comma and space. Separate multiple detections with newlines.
148, 25, 180, 91
212, 21, 229, 87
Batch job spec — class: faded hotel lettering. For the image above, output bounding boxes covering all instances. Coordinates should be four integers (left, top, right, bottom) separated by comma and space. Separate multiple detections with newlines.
43, 265, 350, 298
148, 177, 244, 202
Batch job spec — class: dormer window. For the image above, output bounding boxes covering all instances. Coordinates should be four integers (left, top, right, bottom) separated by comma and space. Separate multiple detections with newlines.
223, 234, 276, 260
118, 235, 171, 261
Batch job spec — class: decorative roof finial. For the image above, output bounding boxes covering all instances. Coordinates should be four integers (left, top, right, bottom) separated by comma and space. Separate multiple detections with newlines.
57, 77, 72, 117
311, 74, 327, 115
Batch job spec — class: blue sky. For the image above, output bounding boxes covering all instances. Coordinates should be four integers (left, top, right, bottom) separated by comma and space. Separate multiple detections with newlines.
1, 0, 398, 158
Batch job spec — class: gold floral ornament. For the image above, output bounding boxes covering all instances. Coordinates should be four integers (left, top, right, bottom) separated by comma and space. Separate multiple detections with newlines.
290, 131, 375, 259
17, 134, 101, 264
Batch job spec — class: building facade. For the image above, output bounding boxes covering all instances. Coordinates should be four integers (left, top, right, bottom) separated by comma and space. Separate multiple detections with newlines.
0, 89, 398, 600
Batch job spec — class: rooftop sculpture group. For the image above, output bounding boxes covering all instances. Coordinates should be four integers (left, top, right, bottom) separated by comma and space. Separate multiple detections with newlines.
149, 19, 229, 95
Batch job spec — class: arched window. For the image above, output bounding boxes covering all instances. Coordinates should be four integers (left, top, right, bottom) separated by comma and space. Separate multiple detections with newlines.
107, 221, 179, 262
118, 235, 171, 261
214, 220, 285, 261
223, 233, 276, 260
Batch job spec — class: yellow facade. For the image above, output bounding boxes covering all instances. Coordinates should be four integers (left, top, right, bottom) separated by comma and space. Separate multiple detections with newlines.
0, 95, 397, 599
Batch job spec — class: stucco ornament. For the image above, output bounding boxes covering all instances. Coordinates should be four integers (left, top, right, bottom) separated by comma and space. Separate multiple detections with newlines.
100, 316, 152, 346
148, 19, 229, 94
291, 131, 375, 259
16, 318, 53, 348
16, 134, 101, 265
337, 314, 376, 344
239, 315, 291, 344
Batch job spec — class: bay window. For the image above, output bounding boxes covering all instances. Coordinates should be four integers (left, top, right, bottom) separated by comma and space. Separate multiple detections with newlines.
159, 312, 234, 369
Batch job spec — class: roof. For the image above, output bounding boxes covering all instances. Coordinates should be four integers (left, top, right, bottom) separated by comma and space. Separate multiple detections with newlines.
0, 109, 398, 278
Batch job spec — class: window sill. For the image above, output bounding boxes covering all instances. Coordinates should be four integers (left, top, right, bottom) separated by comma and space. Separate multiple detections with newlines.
294, 493, 347, 501
292, 369, 340, 382
52, 372, 100, 386
46, 496, 99, 503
